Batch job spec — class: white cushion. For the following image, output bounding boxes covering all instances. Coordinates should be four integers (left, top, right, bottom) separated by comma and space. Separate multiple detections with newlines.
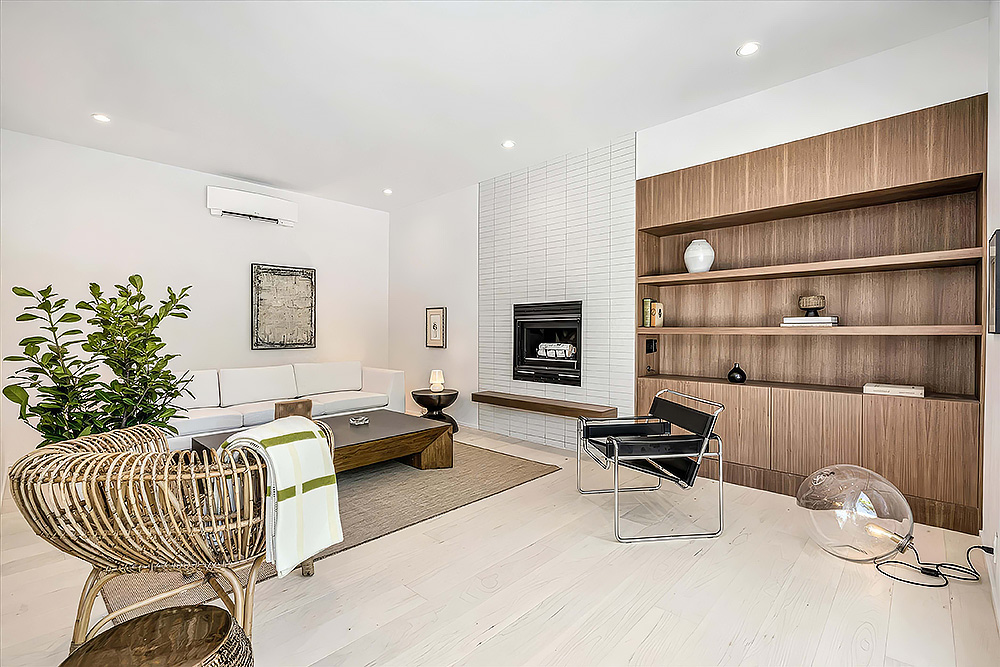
309, 390, 389, 416
219, 365, 297, 407
294, 361, 362, 396
170, 407, 243, 436
175, 370, 220, 409
233, 401, 279, 427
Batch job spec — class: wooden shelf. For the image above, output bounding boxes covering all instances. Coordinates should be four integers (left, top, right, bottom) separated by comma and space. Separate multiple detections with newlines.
637, 373, 979, 403
638, 248, 982, 287
471, 391, 617, 419
636, 325, 981, 336
640, 174, 981, 237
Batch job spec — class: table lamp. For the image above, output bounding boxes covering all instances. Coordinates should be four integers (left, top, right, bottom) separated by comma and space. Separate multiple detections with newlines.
429, 369, 445, 392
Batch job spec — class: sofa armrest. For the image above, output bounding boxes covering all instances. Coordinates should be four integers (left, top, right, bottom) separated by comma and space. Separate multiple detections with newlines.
362, 367, 405, 412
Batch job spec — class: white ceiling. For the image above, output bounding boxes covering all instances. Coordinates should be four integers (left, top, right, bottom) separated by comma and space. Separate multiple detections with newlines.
0, 1, 989, 212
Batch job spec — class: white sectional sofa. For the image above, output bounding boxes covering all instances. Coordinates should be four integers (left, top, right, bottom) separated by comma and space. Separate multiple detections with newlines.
167, 362, 404, 449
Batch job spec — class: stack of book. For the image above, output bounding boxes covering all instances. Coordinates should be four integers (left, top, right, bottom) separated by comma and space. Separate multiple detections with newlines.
862, 383, 925, 398
780, 315, 839, 327
642, 298, 664, 327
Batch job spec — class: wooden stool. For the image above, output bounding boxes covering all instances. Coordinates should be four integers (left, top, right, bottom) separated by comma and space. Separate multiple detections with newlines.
60, 605, 252, 667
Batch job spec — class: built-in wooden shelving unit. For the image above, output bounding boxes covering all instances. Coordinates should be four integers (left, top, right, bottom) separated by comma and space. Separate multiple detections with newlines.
641, 373, 978, 404
637, 247, 982, 287
634, 95, 988, 534
636, 325, 982, 336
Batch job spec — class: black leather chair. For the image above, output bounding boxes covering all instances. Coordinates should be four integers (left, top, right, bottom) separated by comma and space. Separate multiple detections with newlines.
577, 388, 724, 542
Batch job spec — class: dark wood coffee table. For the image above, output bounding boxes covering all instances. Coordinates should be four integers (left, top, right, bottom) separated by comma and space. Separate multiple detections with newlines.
191, 409, 453, 471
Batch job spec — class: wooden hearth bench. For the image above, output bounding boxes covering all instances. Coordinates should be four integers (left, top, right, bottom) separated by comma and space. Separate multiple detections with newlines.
471, 391, 617, 419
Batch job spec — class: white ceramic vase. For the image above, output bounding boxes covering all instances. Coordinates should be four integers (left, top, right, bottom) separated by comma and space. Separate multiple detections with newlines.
683, 239, 715, 273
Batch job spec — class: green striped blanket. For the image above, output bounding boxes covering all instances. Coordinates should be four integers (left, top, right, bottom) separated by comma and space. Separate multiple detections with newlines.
223, 415, 343, 577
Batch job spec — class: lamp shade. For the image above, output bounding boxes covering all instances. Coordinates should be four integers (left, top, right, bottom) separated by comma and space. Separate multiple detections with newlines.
429, 370, 445, 392
796, 464, 912, 562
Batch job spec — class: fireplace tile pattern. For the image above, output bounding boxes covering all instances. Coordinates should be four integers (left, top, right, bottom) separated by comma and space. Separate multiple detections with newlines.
478, 135, 635, 449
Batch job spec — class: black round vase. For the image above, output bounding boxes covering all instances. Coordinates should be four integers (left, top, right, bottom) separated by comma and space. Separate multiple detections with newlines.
727, 363, 747, 384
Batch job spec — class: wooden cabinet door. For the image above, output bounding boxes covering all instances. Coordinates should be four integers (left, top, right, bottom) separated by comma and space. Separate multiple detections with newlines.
648, 381, 769, 469
771, 389, 862, 476
861, 395, 979, 506
690, 382, 769, 469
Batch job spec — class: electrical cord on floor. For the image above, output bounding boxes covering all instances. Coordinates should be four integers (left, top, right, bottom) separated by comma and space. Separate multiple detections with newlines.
874, 543, 994, 588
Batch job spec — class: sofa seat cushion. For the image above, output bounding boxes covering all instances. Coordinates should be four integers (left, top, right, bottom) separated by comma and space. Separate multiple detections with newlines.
233, 401, 280, 427
171, 407, 244, 436
219, 365, 297, 407
309, 391, 389, 416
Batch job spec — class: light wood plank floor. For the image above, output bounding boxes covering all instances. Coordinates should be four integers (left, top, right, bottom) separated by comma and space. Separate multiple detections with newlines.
2, 428, 998, 666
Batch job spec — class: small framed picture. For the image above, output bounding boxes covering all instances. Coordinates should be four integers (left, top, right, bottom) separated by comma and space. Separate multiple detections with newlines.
426, 306, 447, 348
989, 231, 997, 334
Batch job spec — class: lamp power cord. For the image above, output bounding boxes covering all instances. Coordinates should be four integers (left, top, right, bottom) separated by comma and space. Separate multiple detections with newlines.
874, 543, 994, 588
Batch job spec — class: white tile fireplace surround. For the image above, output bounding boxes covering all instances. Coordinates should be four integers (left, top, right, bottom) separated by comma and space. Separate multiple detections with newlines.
478, 135, 635, 449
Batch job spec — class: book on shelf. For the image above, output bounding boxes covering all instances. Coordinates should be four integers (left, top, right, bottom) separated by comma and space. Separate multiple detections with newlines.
863, 383, 925, 398
782, 316, 839, 324
780, 322, 837, 327
642, 298, 652, 327
650, 302, 664, 327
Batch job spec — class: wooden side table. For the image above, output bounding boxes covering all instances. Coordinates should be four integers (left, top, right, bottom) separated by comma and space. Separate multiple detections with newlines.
60, 605, 252, 667
411, 388, 459, 433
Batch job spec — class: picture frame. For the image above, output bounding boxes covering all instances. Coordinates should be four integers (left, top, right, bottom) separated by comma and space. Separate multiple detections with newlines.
990, 230, 998, 334
426, 306, 447, 348
251, 263, 316, 349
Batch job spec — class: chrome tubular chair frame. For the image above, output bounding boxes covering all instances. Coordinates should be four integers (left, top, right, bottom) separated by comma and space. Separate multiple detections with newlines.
578, 388, 725, 543
577, 416, 662, 494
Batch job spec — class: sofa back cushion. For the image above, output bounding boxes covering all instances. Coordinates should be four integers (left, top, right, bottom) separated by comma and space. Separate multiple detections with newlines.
175, 370, 221, 409
219, 365, 297, 407
294, 361, 363, 396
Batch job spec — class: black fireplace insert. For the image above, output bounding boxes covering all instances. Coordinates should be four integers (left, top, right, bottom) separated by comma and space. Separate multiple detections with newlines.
513, 301, 582, 386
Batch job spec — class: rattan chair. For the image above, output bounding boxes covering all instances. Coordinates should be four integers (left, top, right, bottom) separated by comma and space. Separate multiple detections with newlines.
7, 421, 333, 653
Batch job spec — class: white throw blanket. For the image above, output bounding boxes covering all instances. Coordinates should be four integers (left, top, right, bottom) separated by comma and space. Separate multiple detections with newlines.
223, 416, 343, 577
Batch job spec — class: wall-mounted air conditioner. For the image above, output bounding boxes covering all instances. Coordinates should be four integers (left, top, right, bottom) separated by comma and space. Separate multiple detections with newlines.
207, 186, 298, 227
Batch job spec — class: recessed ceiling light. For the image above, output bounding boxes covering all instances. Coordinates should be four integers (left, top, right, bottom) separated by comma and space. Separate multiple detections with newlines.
91, 113, 111, 123
736, 42, 760, 57
383, 188, 393, 195
501, 140, 516, 149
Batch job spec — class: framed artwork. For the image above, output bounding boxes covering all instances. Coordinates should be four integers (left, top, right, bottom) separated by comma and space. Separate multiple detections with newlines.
426, 306, 447, 348
990, 231, 997, 334
251, 263, 316, 349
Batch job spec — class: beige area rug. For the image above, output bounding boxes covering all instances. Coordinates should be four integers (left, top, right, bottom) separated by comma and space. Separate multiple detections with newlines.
101, 441, 559, 620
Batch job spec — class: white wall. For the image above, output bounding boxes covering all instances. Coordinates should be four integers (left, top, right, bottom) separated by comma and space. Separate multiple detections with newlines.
388, 185, 479, 427
983, 0, 1000, 630
638, 19, 990, 178
0, 130, 390, 465
477, 136, 635, 450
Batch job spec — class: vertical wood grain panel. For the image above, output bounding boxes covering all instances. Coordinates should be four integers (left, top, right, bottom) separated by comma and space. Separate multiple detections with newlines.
746, 145, 785, 211
635, 178, 653, 229
928, 95, 987, 179
827, 123, 875, 198
784, 134, 829, 204
679, 163, 714, 221
711, 155, 746, 218
639, 378, 769, 468
771, 388, 861, 476
861, 395, 979, 506
874, 111, 931, 188
648, 170, 683, 228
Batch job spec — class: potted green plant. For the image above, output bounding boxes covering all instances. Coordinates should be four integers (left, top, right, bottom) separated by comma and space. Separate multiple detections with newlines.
4, 275, 193, 445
